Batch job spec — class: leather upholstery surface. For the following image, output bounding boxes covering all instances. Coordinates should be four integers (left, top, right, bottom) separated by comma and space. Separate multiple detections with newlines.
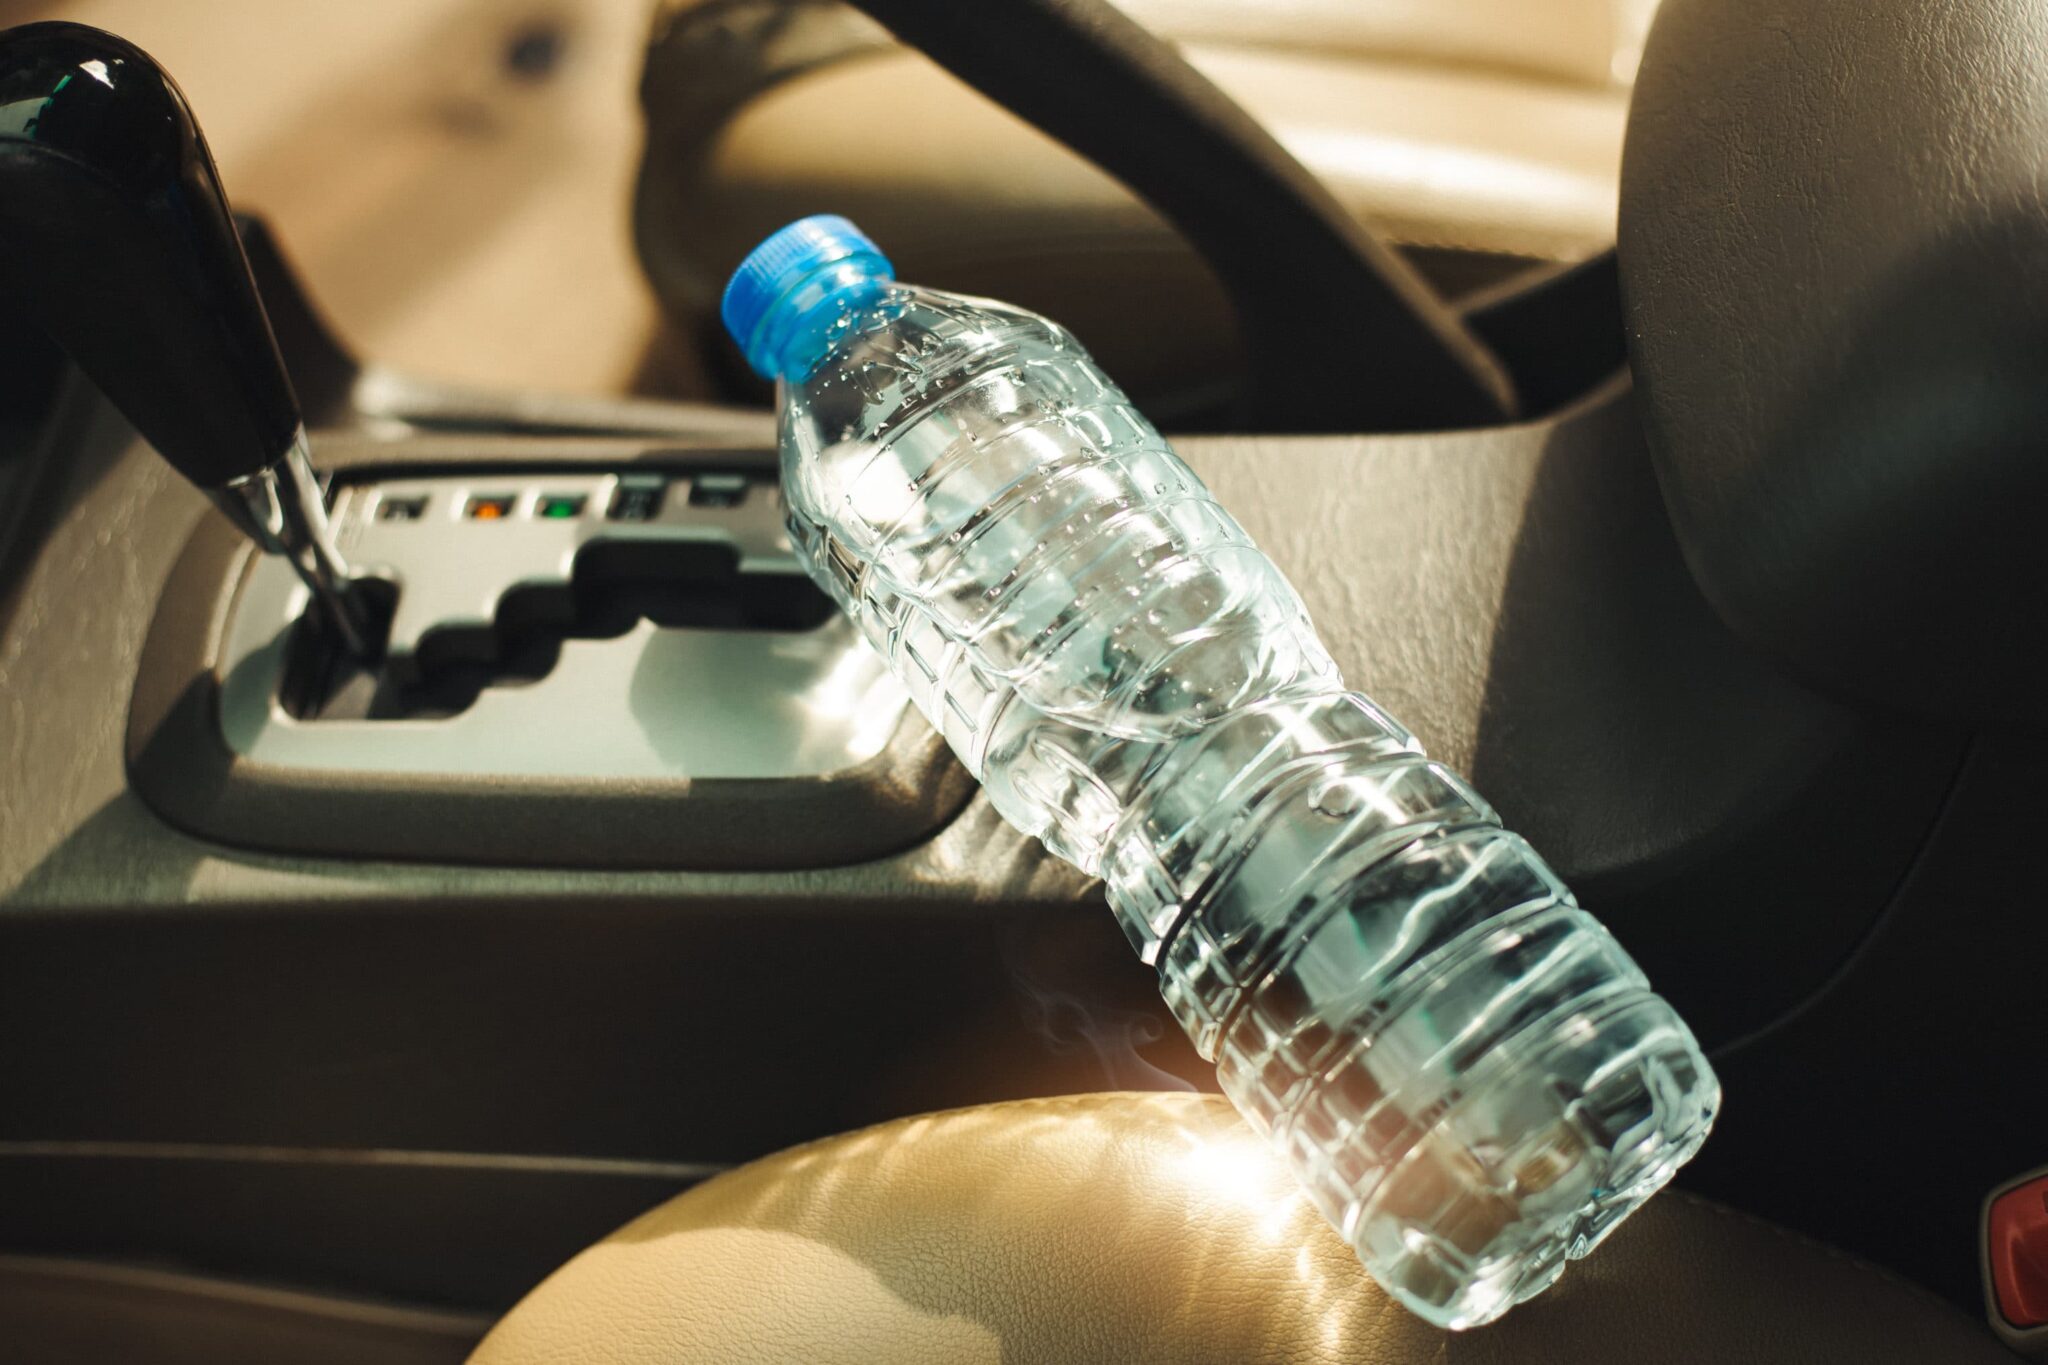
470, 1093, 2015, 1364
636, 0, 1639, 409
1619, 0, 2048, 729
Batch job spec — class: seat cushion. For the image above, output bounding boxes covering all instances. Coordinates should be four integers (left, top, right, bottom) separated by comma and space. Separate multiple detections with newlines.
469, 1092, 2014, 1364
635, 0, 1640, 414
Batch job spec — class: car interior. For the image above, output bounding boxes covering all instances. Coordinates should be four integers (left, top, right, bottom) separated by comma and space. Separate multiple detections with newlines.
3, 0, 2046, 1360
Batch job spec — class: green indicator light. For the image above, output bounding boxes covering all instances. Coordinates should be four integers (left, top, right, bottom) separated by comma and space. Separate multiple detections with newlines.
538, 495, 586, 519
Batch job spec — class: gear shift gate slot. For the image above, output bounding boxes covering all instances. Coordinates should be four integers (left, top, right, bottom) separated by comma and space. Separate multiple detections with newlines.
219, 469, 910, 782
286, 537, 836, 722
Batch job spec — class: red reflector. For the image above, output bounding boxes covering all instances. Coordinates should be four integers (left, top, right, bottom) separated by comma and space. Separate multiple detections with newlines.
1988, 1176, 2048, 1327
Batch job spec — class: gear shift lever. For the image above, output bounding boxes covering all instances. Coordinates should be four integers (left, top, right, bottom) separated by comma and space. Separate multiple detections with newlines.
0, 22, 373, 656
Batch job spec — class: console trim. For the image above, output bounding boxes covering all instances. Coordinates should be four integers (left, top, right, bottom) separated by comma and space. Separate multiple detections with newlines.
218, 469, 913, 784
124, 436, 976, 871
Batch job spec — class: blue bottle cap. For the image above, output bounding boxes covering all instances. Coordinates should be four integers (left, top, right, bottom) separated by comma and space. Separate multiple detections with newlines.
721, 215, 894, 380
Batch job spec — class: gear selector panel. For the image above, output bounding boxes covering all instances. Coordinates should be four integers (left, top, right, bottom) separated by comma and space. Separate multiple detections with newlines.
215, 468, 913, 783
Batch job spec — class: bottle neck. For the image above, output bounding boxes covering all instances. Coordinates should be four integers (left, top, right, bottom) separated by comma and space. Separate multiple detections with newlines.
746, 253, 894, 382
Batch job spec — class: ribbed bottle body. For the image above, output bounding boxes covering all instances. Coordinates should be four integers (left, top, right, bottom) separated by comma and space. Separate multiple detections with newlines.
776, 285, 1717, 1328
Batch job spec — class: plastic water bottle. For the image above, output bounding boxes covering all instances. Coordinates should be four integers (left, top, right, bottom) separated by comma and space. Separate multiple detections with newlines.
722, 216, 1719, 1329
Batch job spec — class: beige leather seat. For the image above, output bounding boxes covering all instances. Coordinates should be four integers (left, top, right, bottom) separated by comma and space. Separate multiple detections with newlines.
635, 0, 1652, 413
471, 1093, 2014, 1363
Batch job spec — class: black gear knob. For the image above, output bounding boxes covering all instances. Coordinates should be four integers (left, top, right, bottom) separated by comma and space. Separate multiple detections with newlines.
0, 21, 371, 654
